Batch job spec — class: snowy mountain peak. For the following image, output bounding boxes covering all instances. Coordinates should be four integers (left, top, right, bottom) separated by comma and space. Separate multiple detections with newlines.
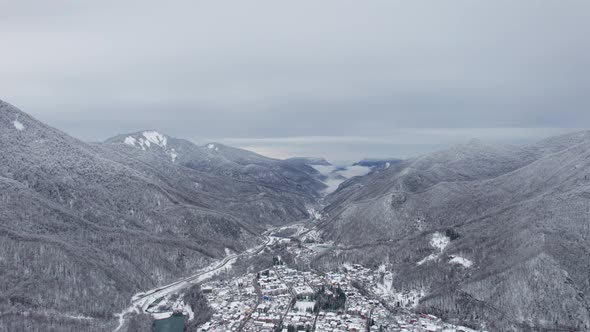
115, 131, 178, 162
123, 136, 137, 146
121, 131, 167, 151
142, 130, 167, 147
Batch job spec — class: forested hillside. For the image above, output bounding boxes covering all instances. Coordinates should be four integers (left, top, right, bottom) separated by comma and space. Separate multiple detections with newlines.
0, 100, 319, 331
316, 135, 590, 331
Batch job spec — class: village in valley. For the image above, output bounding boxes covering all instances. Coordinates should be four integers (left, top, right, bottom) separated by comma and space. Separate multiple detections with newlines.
172, 225, 487, 332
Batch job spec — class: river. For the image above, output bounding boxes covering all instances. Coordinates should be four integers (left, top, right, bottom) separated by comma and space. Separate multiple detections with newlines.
154, 314, 186, 332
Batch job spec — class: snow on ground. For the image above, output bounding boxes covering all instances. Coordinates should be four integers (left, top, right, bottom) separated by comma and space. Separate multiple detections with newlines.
417, 232, 451, 265
124, 136, 137, 146
13, 120, 24, 131
417, 254, 438, 266
449, 256, 473, 268
143, 131, 167, 147
306, 207, 322, 220
151, 311, 173, 320
294, 301, 315, 312
431, 232, 450, 251
185, 303, 194, 321
206, 143, 219, 151
124, 131, 168, 150
169, 149, 178, 162
124, 253, 241, 327
147, 294, 173, 313
62, 314, 94, 320
114, 305, 140, 332
120, 234, 272, 328
372, 272, 425, 309
374, 272, 394, 294
300, 229, 321, 242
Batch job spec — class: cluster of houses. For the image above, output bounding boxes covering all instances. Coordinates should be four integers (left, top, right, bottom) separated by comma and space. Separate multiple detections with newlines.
372, 313, 481, 332
243, 295, 289, 331
192, 230, 486, 332
197, 274, 258, 332
241, 268, 290, 331
258, 269, 290, 296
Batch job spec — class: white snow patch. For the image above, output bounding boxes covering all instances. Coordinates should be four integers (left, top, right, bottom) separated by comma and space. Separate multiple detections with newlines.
169, 149, 178, 162
151, 311, 173, 320
417, 254, 438, 266
13, 120, 24, 131
384, 162, 391, 169
417, 232, 451, 266
449, 256, 473, 268
143, 131, 167, 147
307, 207, 322, 220
207, 143, 216, 149
124, 136, 137, 146
372, 272, 425, 309
431, 232, 450, 252
62, 314, 94, 320
294, 301, 315, 312
185, 303, 194, 321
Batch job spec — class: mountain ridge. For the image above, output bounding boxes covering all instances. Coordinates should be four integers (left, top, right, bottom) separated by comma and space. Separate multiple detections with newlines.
2, 98, 590, 331
0, 100, 320, 331
314, 131, 590, 331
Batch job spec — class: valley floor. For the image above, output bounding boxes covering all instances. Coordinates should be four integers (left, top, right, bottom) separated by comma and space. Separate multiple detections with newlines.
117, 223, 486, 332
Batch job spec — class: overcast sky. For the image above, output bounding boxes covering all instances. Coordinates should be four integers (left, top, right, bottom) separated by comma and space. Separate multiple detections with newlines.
2, 1, 589, 163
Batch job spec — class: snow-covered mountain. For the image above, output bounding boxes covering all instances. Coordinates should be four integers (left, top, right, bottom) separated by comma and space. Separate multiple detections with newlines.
3, 97, 590, 332
0, 100, 323, 331
314, 135, 590, 331
104, 132, 327, 225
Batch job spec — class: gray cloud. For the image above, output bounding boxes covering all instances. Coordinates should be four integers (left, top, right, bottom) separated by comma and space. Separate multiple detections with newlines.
1, 1, 589, 162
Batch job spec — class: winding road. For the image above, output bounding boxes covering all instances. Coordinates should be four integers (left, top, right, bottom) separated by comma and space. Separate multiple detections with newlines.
114, 234, 274, 331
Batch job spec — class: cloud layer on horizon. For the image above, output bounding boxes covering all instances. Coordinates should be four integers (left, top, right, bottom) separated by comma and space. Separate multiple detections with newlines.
1, 1, 589, 161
